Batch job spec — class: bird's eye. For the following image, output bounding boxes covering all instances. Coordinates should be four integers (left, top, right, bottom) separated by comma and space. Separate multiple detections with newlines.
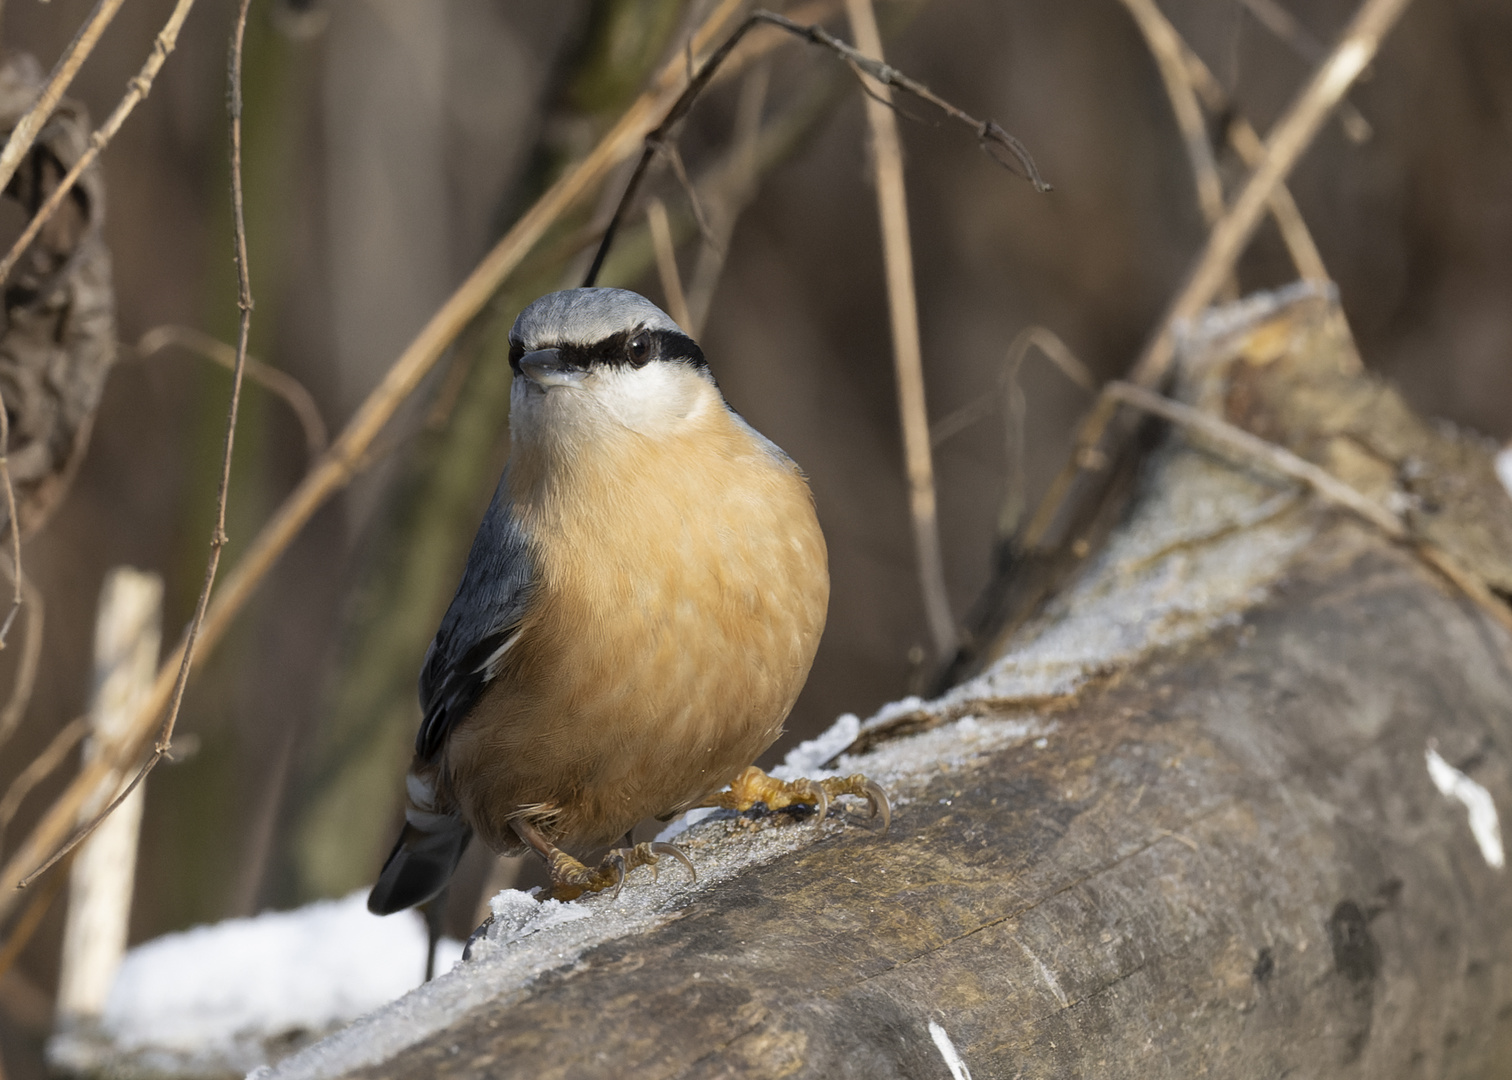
626, 333, 651, 367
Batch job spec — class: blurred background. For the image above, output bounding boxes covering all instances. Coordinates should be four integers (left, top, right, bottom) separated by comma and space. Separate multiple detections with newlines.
1, 0, 1510, 1071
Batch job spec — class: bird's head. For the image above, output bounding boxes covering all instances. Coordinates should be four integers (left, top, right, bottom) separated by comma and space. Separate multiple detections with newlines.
506, 288, 718, 451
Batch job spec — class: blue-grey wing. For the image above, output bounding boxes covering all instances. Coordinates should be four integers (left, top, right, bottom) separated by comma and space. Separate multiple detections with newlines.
415, 473, 535, 761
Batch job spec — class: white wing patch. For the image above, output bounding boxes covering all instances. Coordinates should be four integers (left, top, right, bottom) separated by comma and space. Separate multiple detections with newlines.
476, 630, 524, 683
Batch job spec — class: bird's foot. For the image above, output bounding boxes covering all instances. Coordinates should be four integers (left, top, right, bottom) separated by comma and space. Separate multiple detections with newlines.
547, 841, 696, 902
702, 766, 891, 831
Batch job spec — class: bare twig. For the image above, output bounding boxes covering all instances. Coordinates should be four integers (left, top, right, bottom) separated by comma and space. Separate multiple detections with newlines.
1117, 0, 1234, 299
686, 63, 771, 335
646, 197, 694, 331
1121, 0, 1225, 230
1022, 0, 1412, 551
932, 328, 1098, 542
844, 0, 955, 658
1237, 0, 1373, 142
1416, 544, 1512, 637
0, 0, 127, 199
0, 717, 83, 849
0, 0, 760, 912
1130, 0, 1409, 387
0, 0, 201, 289
932, 326, 1096, 447
0, 390, 19, 648
1105, 381, 1404, 536
15, 0, 256, 890
660, 143, 718, 253
0, 567, 42, 752
582, 6, 1049, 288
135, 325, 329, 464
1105, 380, 1512, 637
1239, 0, 1327, 63
1119, 0, 1327, 283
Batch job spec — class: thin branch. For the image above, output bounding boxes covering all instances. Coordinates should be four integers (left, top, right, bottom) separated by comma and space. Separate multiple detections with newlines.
1176, 73, 1328, 281
0, 0, 201, 290
1130, 0, 1409, 388
931, 326, 1096, 448
660, 143, 718, 253
0, 566, 42, 752
1021, 0, 1412, 551
1416, 544, 1512, 637
646, 197, 694, 331
582, 6, 1049, 287
932, 328, 1098, 543
563, 0, 842, 290
686, 63, 770, 335
0, 0, 127, 199
1104, 381, 1405, 536
1103, 380, 1512, 637
1121, 0, 1225, 230
1238, 0, 1327, 63
16, 0, 256, 890
0, 389, 19, 648
845, 0, 955, 659
0, 0, 760, 912
1236, 0, 1373, 142
0, 717, 83, 849
135, 325, 329, 464
1120, 0, 1328, 283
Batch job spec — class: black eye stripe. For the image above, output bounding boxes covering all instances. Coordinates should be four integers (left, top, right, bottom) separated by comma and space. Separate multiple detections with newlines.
508, 328, 707, 372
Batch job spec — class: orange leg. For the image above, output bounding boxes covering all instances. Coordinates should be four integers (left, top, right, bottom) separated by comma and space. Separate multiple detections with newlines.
511, 817, 695, 902
697, 766, 891, 831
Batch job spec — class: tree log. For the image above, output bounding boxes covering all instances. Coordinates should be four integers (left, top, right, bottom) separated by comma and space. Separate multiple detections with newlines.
254, 285, 1512, 1079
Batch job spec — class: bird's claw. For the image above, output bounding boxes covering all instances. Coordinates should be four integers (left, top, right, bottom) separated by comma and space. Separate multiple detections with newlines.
701, 766, 891, 832
816, 773, 891, 832
854, 777, 891, 832
549, 840, 695, 901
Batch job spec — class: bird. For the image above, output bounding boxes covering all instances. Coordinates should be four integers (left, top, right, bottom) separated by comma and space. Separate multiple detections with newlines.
368, 287, 886, 913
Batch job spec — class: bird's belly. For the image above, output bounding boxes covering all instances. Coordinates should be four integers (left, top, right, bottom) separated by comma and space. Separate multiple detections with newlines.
446, 533, 825, 854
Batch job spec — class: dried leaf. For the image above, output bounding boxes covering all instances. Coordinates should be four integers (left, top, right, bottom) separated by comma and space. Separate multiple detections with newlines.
0, 55, 116, 538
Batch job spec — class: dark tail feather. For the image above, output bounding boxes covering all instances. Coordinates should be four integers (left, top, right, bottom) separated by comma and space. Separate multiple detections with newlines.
367, 817, 472, 915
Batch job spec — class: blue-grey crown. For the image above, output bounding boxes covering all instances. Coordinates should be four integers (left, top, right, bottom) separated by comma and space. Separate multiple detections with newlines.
510, 288, 684, 351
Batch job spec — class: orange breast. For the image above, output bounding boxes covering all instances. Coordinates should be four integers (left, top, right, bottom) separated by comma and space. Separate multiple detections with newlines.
444, 409, 828, 855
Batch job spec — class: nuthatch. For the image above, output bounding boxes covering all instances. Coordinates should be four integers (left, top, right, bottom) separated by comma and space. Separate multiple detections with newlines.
368, 288, 886, 912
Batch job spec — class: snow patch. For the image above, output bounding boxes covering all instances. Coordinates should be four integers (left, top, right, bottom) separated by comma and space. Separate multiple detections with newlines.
50, 891, 461, 1076
928, 1020, 974, 1080
771, 711, 860, 780
106, 892, 461, 1049
1496, 444, 1512, 503
466, 890, 594, 958
1426, 744, 1505, 869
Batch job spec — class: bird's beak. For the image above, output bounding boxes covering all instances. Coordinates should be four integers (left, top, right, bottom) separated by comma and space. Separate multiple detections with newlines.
517, 348, 582, 389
